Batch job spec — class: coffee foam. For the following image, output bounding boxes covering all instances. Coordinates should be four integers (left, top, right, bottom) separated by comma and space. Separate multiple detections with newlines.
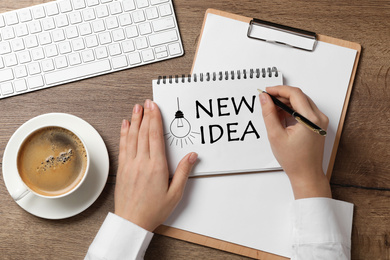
17, 127, 88, 197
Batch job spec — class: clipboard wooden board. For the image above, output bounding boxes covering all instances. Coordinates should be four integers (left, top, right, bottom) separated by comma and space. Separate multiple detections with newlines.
155, 9, 361, 260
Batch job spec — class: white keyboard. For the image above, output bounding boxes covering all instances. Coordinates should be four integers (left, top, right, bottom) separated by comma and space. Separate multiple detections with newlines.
0, 0, 184, 99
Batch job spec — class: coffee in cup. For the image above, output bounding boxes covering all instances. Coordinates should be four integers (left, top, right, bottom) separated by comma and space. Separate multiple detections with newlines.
16, 126, 88, 198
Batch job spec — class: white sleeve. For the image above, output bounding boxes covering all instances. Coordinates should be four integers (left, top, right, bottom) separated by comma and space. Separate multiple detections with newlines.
291, 198, 354, 260
85, 212, 154, 260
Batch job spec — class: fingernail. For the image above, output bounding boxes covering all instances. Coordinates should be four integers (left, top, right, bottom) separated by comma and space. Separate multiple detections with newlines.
133, 104, 140, 114
259, 93, 267, 105
150, 100, 155, 110
145, 99, 151, 109
188, 152, 198, 164
122, 119, 128, 129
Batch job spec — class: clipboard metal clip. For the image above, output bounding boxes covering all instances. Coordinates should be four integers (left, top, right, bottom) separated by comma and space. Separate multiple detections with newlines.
247, 18, 317, 51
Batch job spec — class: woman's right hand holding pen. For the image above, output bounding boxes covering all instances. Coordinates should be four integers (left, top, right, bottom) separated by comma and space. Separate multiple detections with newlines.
259, 85, 332, 199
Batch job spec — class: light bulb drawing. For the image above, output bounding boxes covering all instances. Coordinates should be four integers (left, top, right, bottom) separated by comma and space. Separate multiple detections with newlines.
165, 98, 200, 148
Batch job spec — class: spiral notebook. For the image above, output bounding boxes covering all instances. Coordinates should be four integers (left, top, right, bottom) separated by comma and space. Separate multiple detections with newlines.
153, 68, 283, 176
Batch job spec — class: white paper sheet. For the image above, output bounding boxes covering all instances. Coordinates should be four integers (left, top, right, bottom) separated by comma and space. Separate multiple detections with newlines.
164, 12, 357, 258
153, 72, 283, 176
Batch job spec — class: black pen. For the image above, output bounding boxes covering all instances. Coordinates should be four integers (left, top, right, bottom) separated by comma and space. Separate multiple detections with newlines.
258, 89, 327, 136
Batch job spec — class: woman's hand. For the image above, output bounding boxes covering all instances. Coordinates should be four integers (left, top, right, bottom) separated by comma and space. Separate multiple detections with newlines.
114, 100, 198, 231
259, 86, 331, 199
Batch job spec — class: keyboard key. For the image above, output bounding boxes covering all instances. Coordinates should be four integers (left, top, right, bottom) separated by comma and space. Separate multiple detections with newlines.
135, 37, 148, 49
15, 65, 28, 78
149, 29, 177, 46
82, 49, 95, 62
25, 35, 39, 48
56, 14, 69, 27
14, 79, 28, 92
136, 0, 149, 8
11, 38, 25, 52
69, 11, 83, 24
28, 75, 44, 89
59, 42, 72, 54
69, 53, 82, 65
0, 15, 5, 27
156, 51, 168, 59
95, 5, 109, 18
15, 23, 29, 36
1, 82, 14, 95
93, 20, 105, 32
55, 56, 68, 69
52, 29, 66, 42
122, 40, 135, 53
72, 38, 85, 51
132, 10, 145, 23
42, 17, 56, 31
45, 59, 111, 85
28, 62, 41, 75
65, 26, 79, 39
29, 20, 43, 34
59, 0, 73, 13
150, 0, 168, 5
106, 16, 119, 30
0, 42, 12, 55
5, 54, 18, 67
145, 7, 158, 20
83, 9, 96, 21
0, 69, 14, 83
123, 0, 136, 11
168, 42, 181, 55
125, 25, 138, 38
39, 32, 52, 45
46, 3, 59, 16
79, 23, 92, 35
87, 0, 99, 7
5, 12, 19, 25
109, 43, 122, 56
141, 49, 154, 62
18, 10, 32, 23
139, 23, 152, 35
73, 0, 86, 10
109, 2, 123, 15
85, 35, 99, 48
32, 47, 45, 60
33, 6, 46, 19
119, 13, 132, 26
159, 4, 172, 17
18, 51, 32, 64
95, 46, 108, 59
41, 59, 55, 72
98, 32, 112, 45
128, 52, 141, 65
152, 17, 174, 32
2, 27, 15, 40
45, 45, 59, 58
112, 56, 128, 69
112, 28, 125, 42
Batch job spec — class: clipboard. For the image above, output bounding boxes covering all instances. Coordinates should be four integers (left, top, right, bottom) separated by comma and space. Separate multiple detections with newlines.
155, 9, 361, 260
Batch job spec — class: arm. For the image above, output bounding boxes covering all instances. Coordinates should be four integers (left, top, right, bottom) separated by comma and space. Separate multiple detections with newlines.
259, 86, 353, 259
86, 100, 198, 260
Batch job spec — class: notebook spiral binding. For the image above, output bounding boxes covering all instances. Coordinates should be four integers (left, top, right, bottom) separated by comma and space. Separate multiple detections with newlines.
157, 67, 278, 84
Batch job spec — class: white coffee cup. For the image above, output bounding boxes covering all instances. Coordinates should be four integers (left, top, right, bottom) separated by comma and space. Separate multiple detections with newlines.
11, 125, 90, 201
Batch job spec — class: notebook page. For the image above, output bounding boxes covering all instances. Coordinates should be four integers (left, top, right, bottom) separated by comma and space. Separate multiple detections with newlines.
153, 70, 283, 176
164, 12, 357, 258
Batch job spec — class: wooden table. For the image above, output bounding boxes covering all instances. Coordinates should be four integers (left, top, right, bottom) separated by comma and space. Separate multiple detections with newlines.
0, 0, 389, 259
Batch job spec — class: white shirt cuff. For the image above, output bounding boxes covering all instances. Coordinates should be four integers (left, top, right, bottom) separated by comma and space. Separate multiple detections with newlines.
292, 197, 354, 247
86, 212, 154, 260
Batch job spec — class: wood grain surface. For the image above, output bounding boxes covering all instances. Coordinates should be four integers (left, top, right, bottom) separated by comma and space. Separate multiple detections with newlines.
0, 0, 389, 259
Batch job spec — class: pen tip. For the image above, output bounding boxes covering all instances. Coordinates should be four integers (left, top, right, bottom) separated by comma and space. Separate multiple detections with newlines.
257, 88, 265, 93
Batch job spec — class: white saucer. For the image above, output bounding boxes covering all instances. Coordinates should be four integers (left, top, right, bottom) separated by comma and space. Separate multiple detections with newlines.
2, 113, 110, 219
